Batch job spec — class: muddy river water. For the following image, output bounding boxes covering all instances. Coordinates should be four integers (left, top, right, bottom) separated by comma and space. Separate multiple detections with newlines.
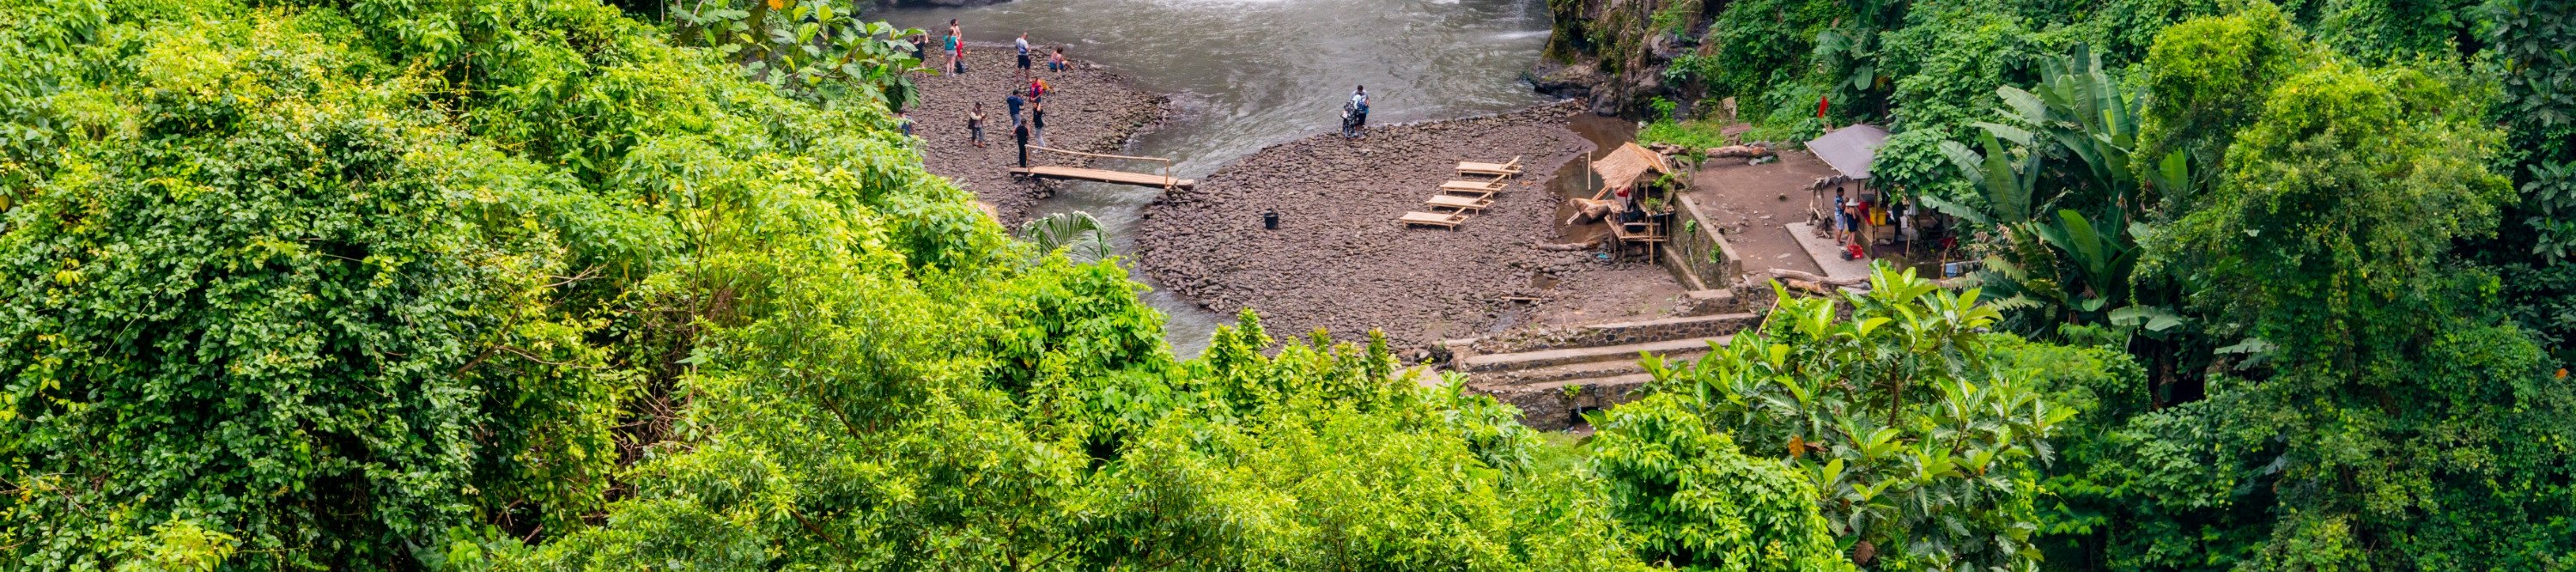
878, 0, 1560, 355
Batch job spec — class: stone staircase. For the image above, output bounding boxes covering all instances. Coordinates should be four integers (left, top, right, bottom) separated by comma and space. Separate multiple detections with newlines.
1444, 312, 1761, 430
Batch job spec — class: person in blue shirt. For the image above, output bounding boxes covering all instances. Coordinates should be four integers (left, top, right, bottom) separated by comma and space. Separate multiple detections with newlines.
1006, 92, 1024, 126
1343, 86, 1370, 137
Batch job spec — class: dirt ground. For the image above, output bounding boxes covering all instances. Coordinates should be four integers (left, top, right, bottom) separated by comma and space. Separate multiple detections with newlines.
1685, 149, 1842, 279
908, 43, 1165, 225
1137, 101, 1692, 348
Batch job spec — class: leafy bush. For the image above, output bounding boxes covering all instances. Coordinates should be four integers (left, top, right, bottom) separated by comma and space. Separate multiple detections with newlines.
1627, 265, 2082, 570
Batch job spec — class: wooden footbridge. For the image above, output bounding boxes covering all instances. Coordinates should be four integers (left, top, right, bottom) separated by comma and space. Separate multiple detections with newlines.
1009, 146, 1194, 191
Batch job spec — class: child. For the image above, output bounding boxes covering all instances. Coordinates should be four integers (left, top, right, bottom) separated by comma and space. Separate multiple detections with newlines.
967, 102, 986, 149
1048, 47, 1069, 72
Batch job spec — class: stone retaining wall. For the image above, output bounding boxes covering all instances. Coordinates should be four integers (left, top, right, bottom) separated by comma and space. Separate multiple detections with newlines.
1479, 377, 1651, 431
1668, 193, 1742, 291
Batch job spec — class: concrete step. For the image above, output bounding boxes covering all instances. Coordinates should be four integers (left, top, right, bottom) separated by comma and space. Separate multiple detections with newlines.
1459, 335, 1732, 372
1576, 313, 1760, 346
1472, 351, 1706, 386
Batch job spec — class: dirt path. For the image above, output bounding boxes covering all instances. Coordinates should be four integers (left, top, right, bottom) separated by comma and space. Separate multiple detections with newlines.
907, 42, 1165, 225
1138, 102, 1688, 348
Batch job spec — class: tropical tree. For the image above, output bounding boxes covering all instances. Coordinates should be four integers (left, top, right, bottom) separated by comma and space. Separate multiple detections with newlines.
1625, 265, 2082, 570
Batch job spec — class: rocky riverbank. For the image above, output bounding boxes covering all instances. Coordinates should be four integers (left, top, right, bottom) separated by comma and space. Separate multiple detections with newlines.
1138, 100, 1687, 349
908, 42, 1165, 224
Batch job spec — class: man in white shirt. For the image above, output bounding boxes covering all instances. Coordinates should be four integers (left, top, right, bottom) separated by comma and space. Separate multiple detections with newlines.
1015, 33, 1032, 79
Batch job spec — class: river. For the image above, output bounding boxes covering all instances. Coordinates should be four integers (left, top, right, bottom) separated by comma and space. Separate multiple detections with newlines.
877, 0, 1558, 356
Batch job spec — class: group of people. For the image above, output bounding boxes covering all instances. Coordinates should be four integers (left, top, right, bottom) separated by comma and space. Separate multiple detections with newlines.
910, 21, 1072, 81
1826, 186, 1917, 260
898, 21, 1078, 168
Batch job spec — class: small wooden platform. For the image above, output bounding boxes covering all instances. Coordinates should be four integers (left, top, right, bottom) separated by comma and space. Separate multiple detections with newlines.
1425, 195, 1493, 212
1457, 156, 1523, 177
1010, 166, 1195, 190
1442, 180, 1506, 194
1400, 211, 1467, 228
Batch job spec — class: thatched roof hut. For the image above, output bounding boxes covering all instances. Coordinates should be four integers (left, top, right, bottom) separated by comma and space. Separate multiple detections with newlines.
1592, 143, 1673, 191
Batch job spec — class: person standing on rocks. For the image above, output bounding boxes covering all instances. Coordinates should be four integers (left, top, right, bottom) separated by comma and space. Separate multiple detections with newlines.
1006, 91, 1025, 127
1015, 33, 1033, 80
897, 109, 914, 138
1346, 85, 1370, 137
968, 102, 987, 149
1014, 119, 1030, 167
1030, 100, 1048, 148
944, 19, 961, 74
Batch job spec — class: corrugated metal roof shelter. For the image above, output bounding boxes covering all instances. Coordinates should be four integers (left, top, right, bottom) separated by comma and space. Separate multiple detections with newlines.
1592, 143, 1672, 190
1807, 125, 1891, 180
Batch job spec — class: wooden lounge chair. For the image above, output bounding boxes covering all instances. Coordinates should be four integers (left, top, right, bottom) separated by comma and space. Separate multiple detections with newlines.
1456, 156, 1523, 177
1400, 211, 1467, 228
1441, 180, 1507, 194
1424, 194, 1493, 212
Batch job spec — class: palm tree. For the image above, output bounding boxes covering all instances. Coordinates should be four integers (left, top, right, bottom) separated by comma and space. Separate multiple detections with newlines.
1019, 210, 1115, 263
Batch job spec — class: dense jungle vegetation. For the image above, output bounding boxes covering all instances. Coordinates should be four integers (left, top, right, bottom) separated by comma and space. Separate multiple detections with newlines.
1569, 0, 2576, 568
0, 0, 2567, 570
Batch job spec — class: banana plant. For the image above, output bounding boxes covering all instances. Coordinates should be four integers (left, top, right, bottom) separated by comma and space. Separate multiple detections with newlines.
1924, 126, 2048, 227
2026, 208, 2136, 312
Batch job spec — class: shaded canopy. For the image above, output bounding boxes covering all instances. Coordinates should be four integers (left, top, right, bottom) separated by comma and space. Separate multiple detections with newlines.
1807, 125, 1890, 180
1593, 143, 1673, 190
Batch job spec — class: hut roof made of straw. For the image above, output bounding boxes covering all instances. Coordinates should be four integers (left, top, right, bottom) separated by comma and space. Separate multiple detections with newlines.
1593, 143, 1673, 189
1807, 125, 1891, 180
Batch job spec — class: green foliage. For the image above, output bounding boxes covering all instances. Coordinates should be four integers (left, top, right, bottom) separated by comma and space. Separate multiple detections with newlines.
1590, 396, 1854, 571
1875, 2, 2050, 133
1627, 265, 2085, 570
1637, 119, 1733, 151
1868, 128, 1973, 200
2312, 0, 2483, 61
1649, 0, 1705, 35
1018, 210, 1115, 263
2124, 54, 2576, 569
670, 0, 929, 109
1692, 0, 1850, 105
2157, 59, 2511, 354
2136, 3, 2312, 196
2484, 0, 2576, 261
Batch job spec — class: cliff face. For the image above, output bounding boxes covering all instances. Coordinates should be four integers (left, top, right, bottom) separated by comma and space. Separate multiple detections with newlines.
1533, 0, 1708, 117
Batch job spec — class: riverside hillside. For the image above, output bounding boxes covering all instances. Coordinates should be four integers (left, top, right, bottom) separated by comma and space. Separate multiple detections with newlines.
3, 0, 2573, 569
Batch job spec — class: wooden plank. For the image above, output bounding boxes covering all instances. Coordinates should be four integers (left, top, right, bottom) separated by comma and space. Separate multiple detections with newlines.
1441, 180, 1505, 193
1010, 166, 1196, 190
1425, 195, 1492, 212
1457, 155, 1523, 177
1439, 186, 1496, 199
1400, 211, 1466, 228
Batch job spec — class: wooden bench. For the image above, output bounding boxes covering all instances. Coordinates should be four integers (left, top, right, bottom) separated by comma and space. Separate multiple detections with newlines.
1424, 195, 1493, 212
1457, 156, 1523, 178
1441, 180, 1506, 194
1400, 211, 1467, 228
